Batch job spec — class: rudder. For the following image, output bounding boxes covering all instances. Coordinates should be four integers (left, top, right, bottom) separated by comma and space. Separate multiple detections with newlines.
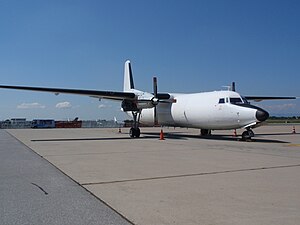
123, 60, 135, 92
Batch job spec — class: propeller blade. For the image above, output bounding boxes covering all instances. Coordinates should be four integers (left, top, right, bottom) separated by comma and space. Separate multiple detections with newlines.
153, 77, 157, 98
154, 106, 158, 125
156, 93, 170, 99
153, 77, 158, 125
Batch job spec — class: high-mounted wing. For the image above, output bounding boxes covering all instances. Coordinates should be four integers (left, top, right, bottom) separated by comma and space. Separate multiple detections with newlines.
244, 96, 296, 102
0, 85, 136, 100
230, 82, 296, 102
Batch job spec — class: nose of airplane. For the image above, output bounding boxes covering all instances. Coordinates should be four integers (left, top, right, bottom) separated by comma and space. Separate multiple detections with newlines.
256, 109, 269, 122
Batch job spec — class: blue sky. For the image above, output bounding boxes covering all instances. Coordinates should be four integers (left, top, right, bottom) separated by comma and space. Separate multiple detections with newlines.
0, 0, 299, 120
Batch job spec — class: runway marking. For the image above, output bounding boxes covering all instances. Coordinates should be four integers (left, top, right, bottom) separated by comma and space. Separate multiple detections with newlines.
81, 164, 300, 186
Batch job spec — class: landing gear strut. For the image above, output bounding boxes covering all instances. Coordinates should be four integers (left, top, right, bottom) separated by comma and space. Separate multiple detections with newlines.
242, 128, 254, 141
130, 111, 141, 138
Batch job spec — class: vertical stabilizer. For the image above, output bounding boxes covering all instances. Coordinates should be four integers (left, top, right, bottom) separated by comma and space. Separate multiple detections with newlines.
123, 60, 135, 92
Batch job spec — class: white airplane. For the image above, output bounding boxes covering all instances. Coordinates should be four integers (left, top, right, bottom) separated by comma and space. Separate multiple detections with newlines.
0, 60, 296, 140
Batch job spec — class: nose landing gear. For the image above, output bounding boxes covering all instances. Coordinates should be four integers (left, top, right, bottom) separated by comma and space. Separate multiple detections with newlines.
242, 128, 254, 141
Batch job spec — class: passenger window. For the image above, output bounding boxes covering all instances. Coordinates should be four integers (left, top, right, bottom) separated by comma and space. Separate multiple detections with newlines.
219, 98, 225, 104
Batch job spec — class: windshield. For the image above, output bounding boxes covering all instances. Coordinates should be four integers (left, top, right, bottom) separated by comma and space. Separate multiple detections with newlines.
242, 96, 249, 104
230, 97, 243, 105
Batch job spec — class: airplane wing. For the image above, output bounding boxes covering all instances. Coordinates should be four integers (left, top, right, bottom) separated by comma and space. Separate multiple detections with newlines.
244, 96, 296, 102
0, 85, 136, 100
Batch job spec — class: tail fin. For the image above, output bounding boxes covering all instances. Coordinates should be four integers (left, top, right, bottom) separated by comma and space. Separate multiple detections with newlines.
123, 60, 135, 92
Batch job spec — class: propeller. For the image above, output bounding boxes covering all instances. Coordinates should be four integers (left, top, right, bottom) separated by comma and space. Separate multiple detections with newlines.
137, 76, 174, 125
151, 77, 177, 125
153, 77, 159, 125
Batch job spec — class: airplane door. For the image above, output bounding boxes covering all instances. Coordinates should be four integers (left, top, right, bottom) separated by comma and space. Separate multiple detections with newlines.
229, 105, 241, 126
215, 98, 236, 127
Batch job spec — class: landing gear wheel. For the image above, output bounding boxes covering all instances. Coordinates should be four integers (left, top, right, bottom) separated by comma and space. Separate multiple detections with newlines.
248, 130, 254, 137
129, 128, 135, 138
129, 127, 141, 138
201, 129, 211, 136
135, 127, 140, 138
242, 129, 254, 141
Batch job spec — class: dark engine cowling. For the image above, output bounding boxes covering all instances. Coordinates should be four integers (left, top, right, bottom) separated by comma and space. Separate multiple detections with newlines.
121, 100, 138, 111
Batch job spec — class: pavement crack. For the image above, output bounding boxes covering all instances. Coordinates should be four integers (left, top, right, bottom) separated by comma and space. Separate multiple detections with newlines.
81, 164, 300, 186
31, 183, 49, 195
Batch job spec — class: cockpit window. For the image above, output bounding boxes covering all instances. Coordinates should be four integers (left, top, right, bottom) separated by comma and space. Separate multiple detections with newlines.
242, 97, 249, 104
219, 98, 225, 104
230, 98, 243, 105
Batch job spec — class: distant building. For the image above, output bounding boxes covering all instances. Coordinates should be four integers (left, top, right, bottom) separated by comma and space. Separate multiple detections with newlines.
0, 118, 125, 129
31, 119, 55, 128
10, 118, 26, 124
55, 120, 82, 128
6, 118, 32, 128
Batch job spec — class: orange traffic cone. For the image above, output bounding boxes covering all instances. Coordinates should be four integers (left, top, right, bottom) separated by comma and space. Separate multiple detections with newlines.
292, 126, 296, 134
159, 129, 165, 140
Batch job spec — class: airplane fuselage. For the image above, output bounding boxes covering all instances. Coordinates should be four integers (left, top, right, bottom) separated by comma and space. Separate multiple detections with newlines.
129, 90, 267, 130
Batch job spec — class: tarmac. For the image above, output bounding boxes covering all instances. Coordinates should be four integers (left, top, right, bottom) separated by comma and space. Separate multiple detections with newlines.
2, 125, 300, 225
0, 129, 131, 225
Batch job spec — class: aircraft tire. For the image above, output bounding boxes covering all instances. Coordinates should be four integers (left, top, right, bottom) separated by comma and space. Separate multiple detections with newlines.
129, 127, 140, 138
135, 128, 140, 138
242, 131, 251, 141
248, 130, 254, 137
129, 128, 135, 138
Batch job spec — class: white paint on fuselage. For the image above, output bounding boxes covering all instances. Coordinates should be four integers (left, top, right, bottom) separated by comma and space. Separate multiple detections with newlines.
128, 90, 259, 130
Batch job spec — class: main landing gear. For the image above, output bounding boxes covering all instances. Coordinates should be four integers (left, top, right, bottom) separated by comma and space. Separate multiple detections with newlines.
130, 127, 140, 138
241, 128, 254, 141
130, 111, 141, 138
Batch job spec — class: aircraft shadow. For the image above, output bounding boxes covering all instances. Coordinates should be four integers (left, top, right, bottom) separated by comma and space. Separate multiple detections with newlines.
31, 135, 158, 142
143, 132, 290, 143
255, 132, 299, 136
30, 132, 292, 144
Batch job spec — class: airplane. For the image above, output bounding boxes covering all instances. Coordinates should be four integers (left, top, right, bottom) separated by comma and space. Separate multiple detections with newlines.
114, 116, 125, 127
0, 60, 296, 141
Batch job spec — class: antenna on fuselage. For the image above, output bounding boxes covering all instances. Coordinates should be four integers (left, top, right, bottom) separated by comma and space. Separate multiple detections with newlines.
222, 85, 231, 91
231, 82, 236, 92
223, 82, 236, 91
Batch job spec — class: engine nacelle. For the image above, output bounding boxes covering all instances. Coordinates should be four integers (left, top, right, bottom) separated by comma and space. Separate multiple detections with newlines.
136, 101, 155, 109
122, 99, 155, 111
121, 100, 138, 111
